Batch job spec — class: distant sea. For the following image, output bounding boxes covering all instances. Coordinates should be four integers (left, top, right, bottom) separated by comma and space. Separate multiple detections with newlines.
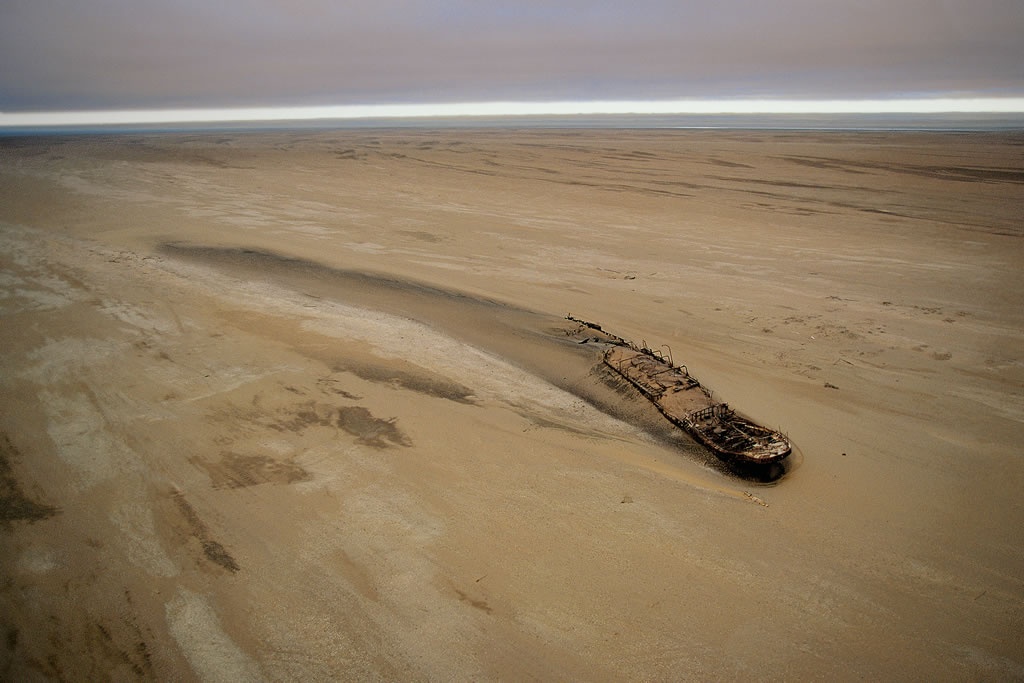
2, 112, 1022, 135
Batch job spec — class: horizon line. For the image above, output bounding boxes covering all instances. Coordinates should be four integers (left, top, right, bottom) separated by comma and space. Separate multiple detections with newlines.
3, 97, 1024, 127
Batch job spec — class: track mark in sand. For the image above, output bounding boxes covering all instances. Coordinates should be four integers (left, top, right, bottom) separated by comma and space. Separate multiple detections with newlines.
191, 452, 311, 490
337, 407, 411, 448
91, 618, 157, 680
397, 229, 447, 243
170, 491, 240, 573
0, 432, 59, 527
453, 587, 493, 614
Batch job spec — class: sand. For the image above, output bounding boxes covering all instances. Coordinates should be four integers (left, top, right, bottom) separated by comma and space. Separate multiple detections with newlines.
0, 129, 1022, 679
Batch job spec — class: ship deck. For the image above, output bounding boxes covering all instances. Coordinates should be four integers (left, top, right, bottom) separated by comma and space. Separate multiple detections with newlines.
602, 345, 790, 464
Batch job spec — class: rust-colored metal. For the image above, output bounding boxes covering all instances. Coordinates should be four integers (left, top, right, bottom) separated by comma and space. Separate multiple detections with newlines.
567, 315, 791, 466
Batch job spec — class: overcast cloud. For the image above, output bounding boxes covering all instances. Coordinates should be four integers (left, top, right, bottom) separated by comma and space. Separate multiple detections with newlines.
1, 0, 1022, 111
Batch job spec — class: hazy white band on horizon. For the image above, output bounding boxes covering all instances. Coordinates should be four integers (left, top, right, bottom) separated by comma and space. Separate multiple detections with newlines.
3, 98, 1024, 127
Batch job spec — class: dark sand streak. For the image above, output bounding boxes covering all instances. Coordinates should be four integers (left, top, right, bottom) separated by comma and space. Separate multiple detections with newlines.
158, 243, 723, 469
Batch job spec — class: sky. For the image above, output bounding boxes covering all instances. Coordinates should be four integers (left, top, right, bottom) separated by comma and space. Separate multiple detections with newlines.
1, 0, 1023, 120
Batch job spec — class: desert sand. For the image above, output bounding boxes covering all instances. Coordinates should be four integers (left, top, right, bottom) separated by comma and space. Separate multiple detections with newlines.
1, 128, 1022, 679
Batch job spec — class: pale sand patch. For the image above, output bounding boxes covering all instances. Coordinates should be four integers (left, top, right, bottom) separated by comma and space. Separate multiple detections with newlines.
35, 388, 136, 490
110, 499, 179, 578
165, 588, 264, 682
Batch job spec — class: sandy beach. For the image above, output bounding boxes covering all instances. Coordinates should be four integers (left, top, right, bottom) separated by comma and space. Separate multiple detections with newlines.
1, 129, 1022, 679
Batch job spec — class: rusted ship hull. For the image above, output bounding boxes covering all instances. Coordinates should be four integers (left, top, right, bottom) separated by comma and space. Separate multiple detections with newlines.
569, 316, 791, 467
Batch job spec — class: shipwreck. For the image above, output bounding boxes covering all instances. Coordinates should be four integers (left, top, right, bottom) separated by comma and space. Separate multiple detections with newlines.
567, 315, 791, 468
